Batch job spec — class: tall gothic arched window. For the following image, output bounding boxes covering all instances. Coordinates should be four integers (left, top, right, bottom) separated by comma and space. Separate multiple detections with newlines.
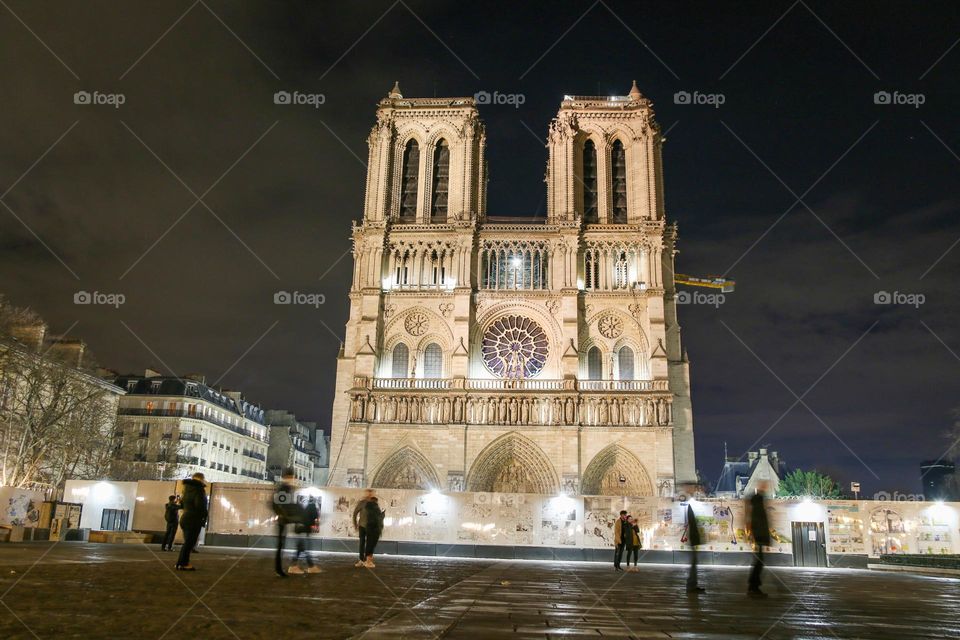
431, 139, 449, 221
400, 140, 420, 220
618, 346, 635, 380
423, 343, 443, 377
391, 343, 409, 378
587, 346, 603, 380
611, 140, 627, 223
583, 139, 598, 223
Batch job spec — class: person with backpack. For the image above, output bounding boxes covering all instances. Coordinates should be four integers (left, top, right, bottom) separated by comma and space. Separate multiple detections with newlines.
160, 494, 181, 552
175, 473, 207, 571
289, 496, 321, 575
362, 496, 385, 568
625, 516, 643, 571
272, 468, 304, 577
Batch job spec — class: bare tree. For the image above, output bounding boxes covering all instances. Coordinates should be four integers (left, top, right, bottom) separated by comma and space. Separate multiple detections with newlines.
0, 298, 121, 489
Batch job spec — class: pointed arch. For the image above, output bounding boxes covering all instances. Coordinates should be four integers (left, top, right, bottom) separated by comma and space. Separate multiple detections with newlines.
430, 138, 450, 221
582, 139, 598, 222
370, 445, 442, 490
580, 444, 653, 496
400, 139, 420, 219
610, 139, 627, 223
467, 432, 559, 494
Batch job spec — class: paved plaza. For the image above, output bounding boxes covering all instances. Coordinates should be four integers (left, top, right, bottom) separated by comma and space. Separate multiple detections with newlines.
0, 543, 956, 639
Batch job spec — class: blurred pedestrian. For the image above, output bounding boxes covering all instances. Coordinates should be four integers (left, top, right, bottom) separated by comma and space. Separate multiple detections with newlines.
273, 468, 303, 577
613, 510, 629, 571
175, 473, 207, 571
352, 489, 375, 568
685, 503, 704, 593
160, 494, 181, 551
292, 496, 321, 574
748, 482, 771, 597
626, 516, 642, 571
362, 496, 385, 568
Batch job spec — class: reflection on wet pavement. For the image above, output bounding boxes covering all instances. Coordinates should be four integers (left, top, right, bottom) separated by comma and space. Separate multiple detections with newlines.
0, 543, 955, 639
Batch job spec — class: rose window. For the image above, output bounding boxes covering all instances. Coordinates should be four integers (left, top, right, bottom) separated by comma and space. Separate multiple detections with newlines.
481, 315, 549, 378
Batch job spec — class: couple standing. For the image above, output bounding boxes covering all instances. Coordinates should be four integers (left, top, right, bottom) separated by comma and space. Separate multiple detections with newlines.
351, 489, 385, 568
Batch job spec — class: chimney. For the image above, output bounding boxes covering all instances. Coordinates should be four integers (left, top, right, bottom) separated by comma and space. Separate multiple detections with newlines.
47, 339, 85, 367
9, 322, 47, 351
183, 372, 206, 383
748, 451, 758, 463
144, 368, 163, 378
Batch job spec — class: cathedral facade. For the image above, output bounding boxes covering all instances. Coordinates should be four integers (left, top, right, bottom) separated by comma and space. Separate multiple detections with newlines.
328, 82, 697, 497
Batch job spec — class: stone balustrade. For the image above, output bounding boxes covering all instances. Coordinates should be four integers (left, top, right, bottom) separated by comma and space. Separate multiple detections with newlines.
350, 377, 673, 427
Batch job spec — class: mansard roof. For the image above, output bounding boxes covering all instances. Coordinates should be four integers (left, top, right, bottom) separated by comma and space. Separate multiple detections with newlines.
113, 374, 265, 425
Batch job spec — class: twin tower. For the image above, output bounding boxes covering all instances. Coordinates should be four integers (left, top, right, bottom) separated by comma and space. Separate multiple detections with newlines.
329, 82, 697, 499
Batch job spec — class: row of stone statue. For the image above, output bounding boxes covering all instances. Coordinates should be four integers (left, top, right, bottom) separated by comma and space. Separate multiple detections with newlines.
349, 393, 673, 427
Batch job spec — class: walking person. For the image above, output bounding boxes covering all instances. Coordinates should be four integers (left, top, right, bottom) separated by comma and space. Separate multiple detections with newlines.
748, 482, 771, 597
613, 510, 629, 571
273, 468, 303, 577
625, 516, 642, 571
175, 473, 207, 571
685, 503, 704, 593
352, 489, 375, 568
291, 497, 321, 574
362, 496, 385, 568
160, 495, 181, 551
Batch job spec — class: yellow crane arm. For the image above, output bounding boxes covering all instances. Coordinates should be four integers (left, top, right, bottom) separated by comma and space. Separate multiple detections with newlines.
675, 274, 736, 293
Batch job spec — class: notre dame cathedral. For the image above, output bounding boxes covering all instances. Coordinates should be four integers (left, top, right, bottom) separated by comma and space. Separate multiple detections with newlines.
327, 81, 697, 498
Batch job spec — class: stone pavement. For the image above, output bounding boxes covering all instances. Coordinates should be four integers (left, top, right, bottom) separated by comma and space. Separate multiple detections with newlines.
0, 543, 956, 639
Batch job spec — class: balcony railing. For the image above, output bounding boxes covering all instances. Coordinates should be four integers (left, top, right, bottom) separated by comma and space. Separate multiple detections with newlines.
118, 407, 269, 443
242, 449, 266, 461
366, 377, 667, 392
178, 432, 202, 442
176, 455, 199, 465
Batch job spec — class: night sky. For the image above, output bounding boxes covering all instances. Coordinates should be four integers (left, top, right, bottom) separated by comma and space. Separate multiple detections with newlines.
2, 1, 958, 495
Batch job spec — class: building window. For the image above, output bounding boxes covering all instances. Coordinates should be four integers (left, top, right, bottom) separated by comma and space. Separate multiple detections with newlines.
126, 380, 137, 392
480, 242, 549, 290
614, 251, 629, 289
583, 139, 598, 222
618, 347, 635, 380
100, 509, 129, 531
611, 140, 627, 223
424, 343, 442, 377
400, 139, 419, 220
139, 423, 150, 437
391, 343, 409, 378
587, 346, 603, 380
431, 139, 449, 221
584, 249, 599, 290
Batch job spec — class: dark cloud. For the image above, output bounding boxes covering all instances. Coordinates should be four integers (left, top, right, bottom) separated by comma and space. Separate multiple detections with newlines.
1, 1, 958, 494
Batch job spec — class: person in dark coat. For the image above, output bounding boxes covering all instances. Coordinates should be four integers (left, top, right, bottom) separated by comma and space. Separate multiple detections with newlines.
273, 469, 304, 577
352, 489, 375, 568
625, 516, 642, 571
685, 503, 704, 593
362, 497, 385, 568
748, 482, 771, 597
176, 473, 207, 570
612, 510, 629, 571
160, 495, 182, 551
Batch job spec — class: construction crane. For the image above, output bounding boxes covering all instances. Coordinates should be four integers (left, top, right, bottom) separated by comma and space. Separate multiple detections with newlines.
674, 273, 735, 293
